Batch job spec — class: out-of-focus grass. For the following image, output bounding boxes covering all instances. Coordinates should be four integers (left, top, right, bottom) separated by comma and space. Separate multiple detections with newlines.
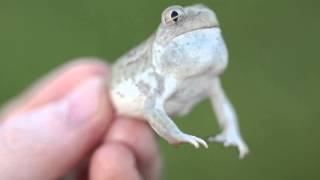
1, 0, 320, 179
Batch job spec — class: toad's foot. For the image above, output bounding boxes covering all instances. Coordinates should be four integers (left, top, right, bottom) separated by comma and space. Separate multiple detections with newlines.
171, 133, 208, 149
208, 131, 249, 158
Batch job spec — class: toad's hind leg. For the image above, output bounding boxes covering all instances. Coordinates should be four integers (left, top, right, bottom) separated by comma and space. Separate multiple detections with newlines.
207, 78, 249, 158
143, 98, 208, 148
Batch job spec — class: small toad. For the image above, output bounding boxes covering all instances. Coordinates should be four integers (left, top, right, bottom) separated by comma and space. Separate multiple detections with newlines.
109, 4, 249, 158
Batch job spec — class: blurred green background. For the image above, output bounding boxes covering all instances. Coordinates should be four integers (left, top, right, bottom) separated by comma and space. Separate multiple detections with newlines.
1, 0, 320, 179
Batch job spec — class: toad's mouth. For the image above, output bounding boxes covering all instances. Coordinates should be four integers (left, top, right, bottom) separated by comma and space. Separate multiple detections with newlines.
171, 25, 220, 42
173, 26, 220, 41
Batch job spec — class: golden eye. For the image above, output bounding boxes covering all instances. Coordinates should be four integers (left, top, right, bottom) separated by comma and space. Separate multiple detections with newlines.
162, 6, 185, 25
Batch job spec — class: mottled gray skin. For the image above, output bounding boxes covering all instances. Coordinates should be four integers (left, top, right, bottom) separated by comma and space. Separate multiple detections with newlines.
110, 4, 249, 158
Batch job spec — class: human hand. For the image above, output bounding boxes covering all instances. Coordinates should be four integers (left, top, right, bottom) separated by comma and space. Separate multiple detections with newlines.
0, 59, 161, 180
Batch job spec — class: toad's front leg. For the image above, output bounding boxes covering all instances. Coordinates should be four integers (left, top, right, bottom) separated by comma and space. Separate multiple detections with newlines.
143, 98, 208, 148
207, 78, 249, 158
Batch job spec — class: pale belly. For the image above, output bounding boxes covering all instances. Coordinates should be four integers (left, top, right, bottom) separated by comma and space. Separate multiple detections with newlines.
110, 79, 146, 118
165, 76, 210, 116
111, 74, 211, 118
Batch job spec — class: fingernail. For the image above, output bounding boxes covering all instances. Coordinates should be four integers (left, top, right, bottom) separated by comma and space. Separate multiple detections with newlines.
65, 77, 105, 123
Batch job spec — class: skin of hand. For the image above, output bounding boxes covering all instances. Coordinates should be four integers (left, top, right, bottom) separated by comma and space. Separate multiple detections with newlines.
0, 59, 161, 180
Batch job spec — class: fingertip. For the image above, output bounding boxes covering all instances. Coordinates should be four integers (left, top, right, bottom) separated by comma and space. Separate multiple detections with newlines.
61, 57, 110, 79
105, 118, 162, 180
90, 142, 143, 180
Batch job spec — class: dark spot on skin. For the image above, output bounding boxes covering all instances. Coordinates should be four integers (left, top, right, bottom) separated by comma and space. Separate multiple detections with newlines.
137, 80, 151, 94
154, 73, 165, 95
116, 91, 124, 98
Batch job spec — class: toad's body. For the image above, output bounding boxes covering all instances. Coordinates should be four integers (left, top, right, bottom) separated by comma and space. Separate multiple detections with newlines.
110, 4, 249, 158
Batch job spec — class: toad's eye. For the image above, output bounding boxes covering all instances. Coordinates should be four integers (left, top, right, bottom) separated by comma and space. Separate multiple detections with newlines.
170, 11, 179, 22
162, 6, 185, 25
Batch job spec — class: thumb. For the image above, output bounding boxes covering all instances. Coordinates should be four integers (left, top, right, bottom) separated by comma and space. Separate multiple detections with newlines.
0, 77, 113, 180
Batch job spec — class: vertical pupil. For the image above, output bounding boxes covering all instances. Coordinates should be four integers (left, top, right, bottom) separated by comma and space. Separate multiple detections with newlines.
171, 11, 179, 22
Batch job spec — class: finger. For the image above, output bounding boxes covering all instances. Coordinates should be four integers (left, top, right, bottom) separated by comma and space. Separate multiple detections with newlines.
94, 118, 162, 180
1, 58, 108, 120
0, 77, 113, 180
90, 142, 143, 180
65, 156, 90, 180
